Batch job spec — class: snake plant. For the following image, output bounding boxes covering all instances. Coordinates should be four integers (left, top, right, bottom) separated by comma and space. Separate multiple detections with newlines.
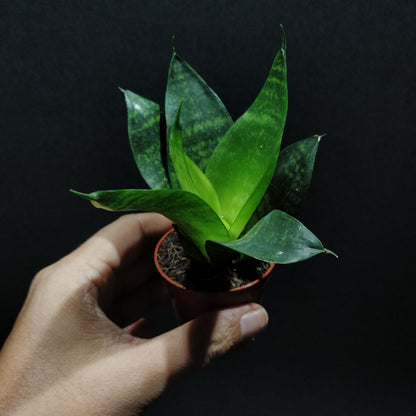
73, 28, 336, 264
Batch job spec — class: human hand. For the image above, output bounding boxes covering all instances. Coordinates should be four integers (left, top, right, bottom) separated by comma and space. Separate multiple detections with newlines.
0, 213, 269, 415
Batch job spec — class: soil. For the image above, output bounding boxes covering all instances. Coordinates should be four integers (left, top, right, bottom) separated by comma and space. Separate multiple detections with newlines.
156, 230, 270, 292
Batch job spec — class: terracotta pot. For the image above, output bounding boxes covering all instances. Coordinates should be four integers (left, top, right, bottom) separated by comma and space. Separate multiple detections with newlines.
154, 228, 275, 323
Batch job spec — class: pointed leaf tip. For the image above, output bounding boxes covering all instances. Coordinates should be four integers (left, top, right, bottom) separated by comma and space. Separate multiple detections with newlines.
171, 34, 176, 53
324, 248, 338, 258
280, 24, 287, 50
70, 189, 88, 198
314, 133, 327, 143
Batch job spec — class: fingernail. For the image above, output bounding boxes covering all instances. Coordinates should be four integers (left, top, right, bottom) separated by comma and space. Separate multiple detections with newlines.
240, 307, 269, 341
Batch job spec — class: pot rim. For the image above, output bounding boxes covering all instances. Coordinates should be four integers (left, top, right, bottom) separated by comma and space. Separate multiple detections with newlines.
154, 227, 275, 293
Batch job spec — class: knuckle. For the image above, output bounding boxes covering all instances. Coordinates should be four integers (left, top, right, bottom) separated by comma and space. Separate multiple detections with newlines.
32, 265, 54, 287
118, 213, 141, 228
205, 319, 240, 362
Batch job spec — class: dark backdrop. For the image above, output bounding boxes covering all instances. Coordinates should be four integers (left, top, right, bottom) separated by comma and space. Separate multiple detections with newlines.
1, 1, 415, 415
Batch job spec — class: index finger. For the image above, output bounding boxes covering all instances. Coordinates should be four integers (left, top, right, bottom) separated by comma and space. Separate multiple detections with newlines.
70, 212, 172, 271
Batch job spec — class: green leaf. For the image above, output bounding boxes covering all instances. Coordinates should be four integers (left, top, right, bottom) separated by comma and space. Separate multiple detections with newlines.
121, 89, 169, 190
169, 104, 222, 217
71, 189, 229, 260
207, 210, 337, 263
249, 135, 322, 226
205, 30, 288, 239
165, 52, 233, 186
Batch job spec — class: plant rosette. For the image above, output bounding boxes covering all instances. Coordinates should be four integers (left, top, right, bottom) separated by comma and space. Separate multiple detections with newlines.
154, 228, 275, 323
72, 27, 337, 322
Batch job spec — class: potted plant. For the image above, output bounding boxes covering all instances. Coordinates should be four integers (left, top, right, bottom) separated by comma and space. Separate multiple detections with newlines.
72, 27, 336, 322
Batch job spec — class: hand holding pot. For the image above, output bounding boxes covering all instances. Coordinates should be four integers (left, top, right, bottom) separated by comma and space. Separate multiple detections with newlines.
0, 213, 269, 415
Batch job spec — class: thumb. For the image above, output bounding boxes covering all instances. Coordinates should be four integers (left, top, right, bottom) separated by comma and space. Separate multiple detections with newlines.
138, 303, 268, 392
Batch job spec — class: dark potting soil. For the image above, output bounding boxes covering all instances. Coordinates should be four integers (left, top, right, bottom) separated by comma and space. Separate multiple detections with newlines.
157, 230, 270, 292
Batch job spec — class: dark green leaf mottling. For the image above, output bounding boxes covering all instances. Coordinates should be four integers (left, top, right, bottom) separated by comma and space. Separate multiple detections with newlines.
250, 135, 322, 225
206, 34, 288, 239
169, 104, 222, 215
208, 210, 336, 263
165, 53, 233, 187
73, 29, 337, 266
122, 89, 169, 189
71, 189, 229, 260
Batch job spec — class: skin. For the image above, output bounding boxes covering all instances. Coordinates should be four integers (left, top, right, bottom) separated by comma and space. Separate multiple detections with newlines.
0, 213, 268, 415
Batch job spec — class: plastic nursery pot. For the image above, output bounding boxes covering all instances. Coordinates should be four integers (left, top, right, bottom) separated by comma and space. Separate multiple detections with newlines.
154, 228, 275, 323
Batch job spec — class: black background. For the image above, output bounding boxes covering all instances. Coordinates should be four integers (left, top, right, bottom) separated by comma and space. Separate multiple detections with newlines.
1, 1, 415, 415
